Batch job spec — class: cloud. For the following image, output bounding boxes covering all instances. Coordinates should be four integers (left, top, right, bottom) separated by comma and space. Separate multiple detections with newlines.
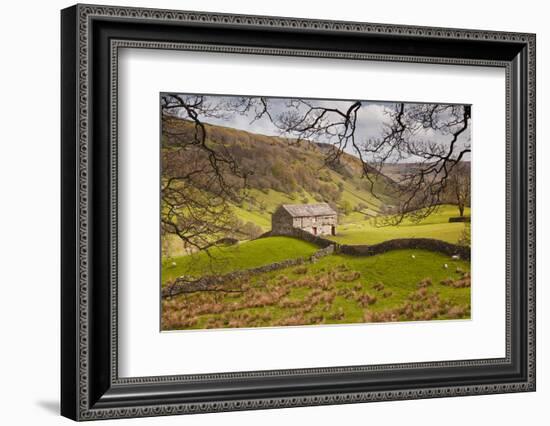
356, 103, 391, 141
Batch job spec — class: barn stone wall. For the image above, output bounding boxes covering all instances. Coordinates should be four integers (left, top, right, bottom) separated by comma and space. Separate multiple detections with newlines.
271, 206, 337, 237
293, 215, 336, 236
271, 208, 295, 235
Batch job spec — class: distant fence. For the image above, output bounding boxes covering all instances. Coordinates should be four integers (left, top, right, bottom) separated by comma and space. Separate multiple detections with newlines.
448, 216, 471, 223
259, 228, 470, 261
339, 238, 470, 260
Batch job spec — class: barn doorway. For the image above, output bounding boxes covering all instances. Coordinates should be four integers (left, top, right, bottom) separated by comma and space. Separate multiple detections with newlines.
312, 227, 317, 235
331, 225, 336, 236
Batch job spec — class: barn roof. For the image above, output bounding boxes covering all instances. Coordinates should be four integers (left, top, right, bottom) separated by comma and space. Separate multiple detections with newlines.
279, 203, 337, 217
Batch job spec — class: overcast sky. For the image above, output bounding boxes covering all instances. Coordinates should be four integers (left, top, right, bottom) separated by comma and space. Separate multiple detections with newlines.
165, 94, 471, 162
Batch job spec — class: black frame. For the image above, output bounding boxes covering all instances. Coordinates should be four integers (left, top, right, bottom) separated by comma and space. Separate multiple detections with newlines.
61, 4, 536, 421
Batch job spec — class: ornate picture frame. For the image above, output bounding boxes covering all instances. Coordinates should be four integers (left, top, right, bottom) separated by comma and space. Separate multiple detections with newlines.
61, 4, 535, 421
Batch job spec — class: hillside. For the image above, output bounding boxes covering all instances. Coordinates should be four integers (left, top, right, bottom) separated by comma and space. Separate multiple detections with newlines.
161, 118, 471, 330
330, 204, 470, 245
162, 243, 471, 330
162, 117, 398, 239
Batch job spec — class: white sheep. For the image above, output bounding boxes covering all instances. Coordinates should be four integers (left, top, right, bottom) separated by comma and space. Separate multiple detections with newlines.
171, 261, 177, 267
443, 263, 448, 269
451, 255, 460, 260
411, 254, 416, 259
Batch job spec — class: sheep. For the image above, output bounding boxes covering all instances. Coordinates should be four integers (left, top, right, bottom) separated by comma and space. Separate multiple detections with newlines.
451, 254, 460, 260
411, 254, 416, 259
443, 263, 448, 269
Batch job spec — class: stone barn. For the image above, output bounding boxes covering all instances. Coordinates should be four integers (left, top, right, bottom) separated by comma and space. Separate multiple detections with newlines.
271, 203, 337, 236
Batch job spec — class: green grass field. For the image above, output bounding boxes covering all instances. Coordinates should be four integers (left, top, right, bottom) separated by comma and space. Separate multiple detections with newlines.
162, 236, 318, 284
330, 204, 470, 245
161, 117, 471, 330
162, 248, 471, 330
161, 204, 471, 330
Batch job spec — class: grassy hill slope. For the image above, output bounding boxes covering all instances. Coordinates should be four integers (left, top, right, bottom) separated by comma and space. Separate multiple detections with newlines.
162, 247, 471, 330
162, 236, 319, 284
162, 118, 470, 257
330, 204, 470, 245
163, 117, 398, 235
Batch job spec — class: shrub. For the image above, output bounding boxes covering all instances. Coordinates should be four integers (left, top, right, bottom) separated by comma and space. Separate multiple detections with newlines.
440, 276, 471, 288
354, 202, 368, 212
329, 307, 345, 320
458, 223, 471, 247
277, 314, 306, 326
447, 306, 467, 319
309, 314, 325, 324
357, 293, 377, 307
338, 200, 353, 215
237, 220, 263, 239
335, 271, 361, 282
293, 265, 308, 275
372, 282, 385, 291
417, 278, 432, 288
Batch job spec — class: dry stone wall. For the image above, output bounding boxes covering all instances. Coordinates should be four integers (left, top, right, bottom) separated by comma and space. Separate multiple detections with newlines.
164, 231, 470, 298
162, 242, 335, 298
261, 228, 469, 260
339, 238, 470, 260
262, 228, 335, 248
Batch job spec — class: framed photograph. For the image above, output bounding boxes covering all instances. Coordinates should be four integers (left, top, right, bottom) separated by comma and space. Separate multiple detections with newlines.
61, 4, 536, 421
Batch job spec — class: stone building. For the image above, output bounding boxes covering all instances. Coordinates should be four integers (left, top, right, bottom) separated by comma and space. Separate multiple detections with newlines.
271, 203, 337, 236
